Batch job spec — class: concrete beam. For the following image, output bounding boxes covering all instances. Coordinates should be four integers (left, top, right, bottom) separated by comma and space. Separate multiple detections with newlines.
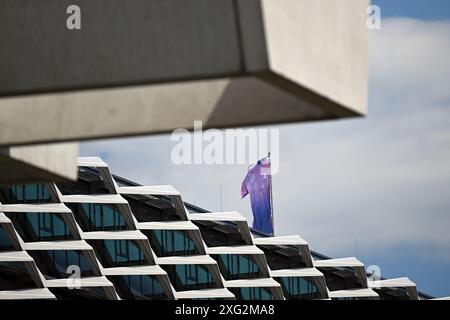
0, 143, 78, 184
0, 0, 369, 147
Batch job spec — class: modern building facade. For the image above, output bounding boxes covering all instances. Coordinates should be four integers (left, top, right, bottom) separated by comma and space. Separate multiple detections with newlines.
0, 157, 441, 300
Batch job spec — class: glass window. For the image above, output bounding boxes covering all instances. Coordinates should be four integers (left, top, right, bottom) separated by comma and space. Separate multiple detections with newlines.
213, 254, 262, 280
194, 221, 248, 247
67, 203, 128, 231
0, 184, 55, 204
230, 287, 275, 300
145, 230, 200, 257
0, 261, 40, 290
279, 277, 322, 300
50, 287, 111, 300
318, 267, 363, 291
88, 239, 147, 268
123, 194, 181, 222
7, 212, 73, 242
28, 250, 96, 279
56, 168, 111, 195
113, 177, 133, 188
163, 264, 218, 291
374, 287, 410, 300
0, 225, 15, 251
109, 275, 168, 300
258, 245, 308, 270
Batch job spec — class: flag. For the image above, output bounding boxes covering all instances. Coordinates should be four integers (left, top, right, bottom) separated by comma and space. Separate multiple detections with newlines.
241, 156, 273, 235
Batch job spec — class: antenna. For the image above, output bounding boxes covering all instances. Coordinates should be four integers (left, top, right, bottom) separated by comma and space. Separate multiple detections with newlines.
219, 184, 223, 212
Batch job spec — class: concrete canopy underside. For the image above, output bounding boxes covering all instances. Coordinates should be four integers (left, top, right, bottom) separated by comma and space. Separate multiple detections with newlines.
0, 143, 79, 184
0, 0, 369, 147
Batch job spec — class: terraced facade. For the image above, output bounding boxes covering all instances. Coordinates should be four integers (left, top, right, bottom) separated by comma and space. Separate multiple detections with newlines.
0, 157, 437, 300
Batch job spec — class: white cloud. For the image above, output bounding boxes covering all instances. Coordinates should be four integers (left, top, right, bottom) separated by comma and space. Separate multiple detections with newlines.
81, 18, 450, 260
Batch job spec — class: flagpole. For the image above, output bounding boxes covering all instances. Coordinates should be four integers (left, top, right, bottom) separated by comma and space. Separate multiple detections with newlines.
268, 152, 274, 236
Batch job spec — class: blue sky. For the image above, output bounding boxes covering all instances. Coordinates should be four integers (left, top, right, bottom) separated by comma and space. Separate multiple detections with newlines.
375, 0, 450, 20
81, 2, 450, 297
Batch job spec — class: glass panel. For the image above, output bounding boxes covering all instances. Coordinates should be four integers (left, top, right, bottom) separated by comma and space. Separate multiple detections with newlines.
109, 275, 168, 300
28, 250, 96, 279
114, 179, 132, 188
7, 212, 73, 242
146, 230, 200, 257
56, 168, 111, 195
279, 277, 322, 300
194, 221, 248, 247
258, 245, 308, 270
123, 194, 181, 222
50, 287, 110, 300
213, 254, 262, 280
66, 203, 128, 232
163, 264, 218, 291
0, 262, 39, 290
231, 287, 275, 300
375, 287, 410, 300
318, 267, 363, 291
88, 240, 146, 268
0, 184, 55, 204
0, 225, 15, 251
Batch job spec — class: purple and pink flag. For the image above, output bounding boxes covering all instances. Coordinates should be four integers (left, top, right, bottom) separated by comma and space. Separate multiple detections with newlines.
241, 157, 274, 235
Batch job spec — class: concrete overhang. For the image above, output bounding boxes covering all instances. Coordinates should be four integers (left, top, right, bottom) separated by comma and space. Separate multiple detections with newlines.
0, 0, 369, 147
0, 143, 79, 184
